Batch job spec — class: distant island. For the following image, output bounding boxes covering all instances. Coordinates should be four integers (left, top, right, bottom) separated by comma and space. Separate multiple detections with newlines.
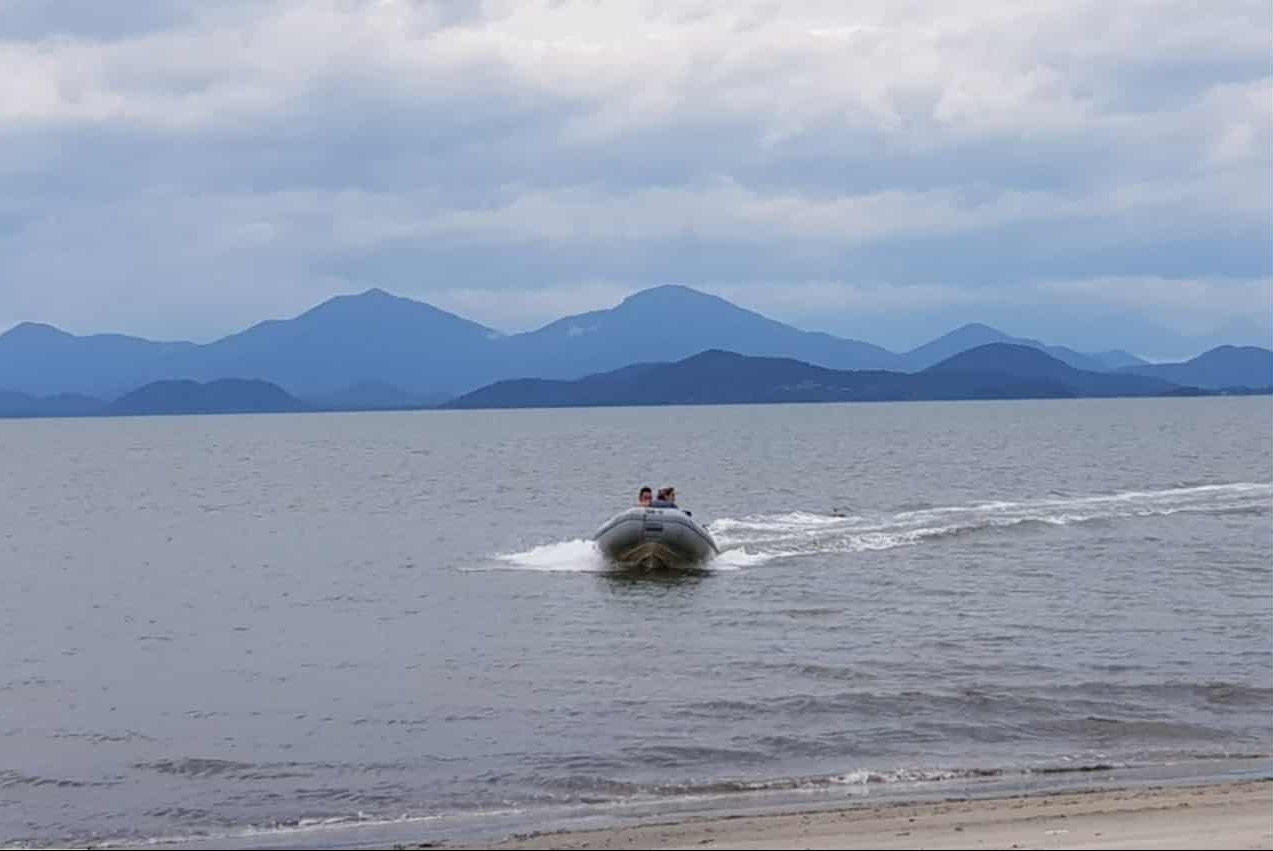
108, 379, 309, 416
1, 379, 309, 419
1115, 345, 1273, 391
444, 344, 1258, 410
0, 286, 1269, 418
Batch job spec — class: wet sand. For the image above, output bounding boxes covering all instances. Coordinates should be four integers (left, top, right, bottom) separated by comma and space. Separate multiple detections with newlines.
449, 780, 1272, 850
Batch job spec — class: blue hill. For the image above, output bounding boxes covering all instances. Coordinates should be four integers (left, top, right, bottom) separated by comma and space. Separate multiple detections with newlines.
108, 379, 308, 416
445, 344, 1202, 410
1089, 349, 1148, 369
0, 389, 103, 418
187, 289, 500, 396
1118, 345, 1272, 390
925, 343, 1183, 396
495, 285, 903, 378
0, 322, 196, 397
903, 323, 1112, 371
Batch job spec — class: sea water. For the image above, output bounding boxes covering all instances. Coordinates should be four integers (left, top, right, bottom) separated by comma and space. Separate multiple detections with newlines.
1, 397, 1270, 847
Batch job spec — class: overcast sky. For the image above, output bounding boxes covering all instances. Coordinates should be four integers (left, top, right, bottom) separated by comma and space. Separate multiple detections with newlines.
2, 0, 1269, 357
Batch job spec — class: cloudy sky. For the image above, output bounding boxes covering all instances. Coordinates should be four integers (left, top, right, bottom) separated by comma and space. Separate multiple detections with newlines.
2, 0, 1269, 357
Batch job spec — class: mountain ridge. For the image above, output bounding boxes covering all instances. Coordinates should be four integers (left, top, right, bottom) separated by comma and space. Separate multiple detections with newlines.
1, 286, 1266, 399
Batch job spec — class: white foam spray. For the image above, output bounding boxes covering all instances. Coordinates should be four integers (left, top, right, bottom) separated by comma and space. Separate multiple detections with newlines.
493, 539, 606, 573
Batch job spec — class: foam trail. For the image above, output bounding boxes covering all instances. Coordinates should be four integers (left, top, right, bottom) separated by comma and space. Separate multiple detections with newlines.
707, 482, 1272, 565
711, 547, 772, 570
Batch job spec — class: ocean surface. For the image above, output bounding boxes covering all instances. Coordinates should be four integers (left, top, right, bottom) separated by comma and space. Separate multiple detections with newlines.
2, 397, 1271, 848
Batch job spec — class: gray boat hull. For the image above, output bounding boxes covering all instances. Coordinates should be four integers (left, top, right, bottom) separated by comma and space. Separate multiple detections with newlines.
593, 507, 719, 571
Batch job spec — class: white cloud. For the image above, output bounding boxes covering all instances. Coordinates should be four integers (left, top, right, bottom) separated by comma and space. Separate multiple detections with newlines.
293, 166, 1261, 248
3, 0, 1265, 139
0, 0, 1268, 349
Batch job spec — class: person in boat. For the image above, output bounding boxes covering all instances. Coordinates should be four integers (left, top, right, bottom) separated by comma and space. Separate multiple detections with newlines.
638, 486, 652, 507
651, 487, 691, 515
651, 487, 676, 507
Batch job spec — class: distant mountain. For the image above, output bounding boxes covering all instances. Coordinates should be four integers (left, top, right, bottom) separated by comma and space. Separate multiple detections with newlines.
495, 285, 904, 378
0, 389, 103, 418
0, 290, 500, 399
0, 390, 39, 417
108, 379, 308, 416
1117, 345, 1273, 390
187, 289, 500, 396
4, 286, 1256, 407
901, 323, 1110, 372
446, 344, 1202, 410
925, 344, 1186, 397
1089, 349, 1148, 369
0, 322, 196, 397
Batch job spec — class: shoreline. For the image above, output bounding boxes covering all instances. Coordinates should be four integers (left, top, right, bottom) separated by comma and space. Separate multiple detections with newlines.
88, 765, 1273, 849
449, 779, 1273, 850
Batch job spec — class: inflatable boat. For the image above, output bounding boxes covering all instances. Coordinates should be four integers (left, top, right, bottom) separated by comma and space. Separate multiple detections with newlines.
593, 507, 719, 571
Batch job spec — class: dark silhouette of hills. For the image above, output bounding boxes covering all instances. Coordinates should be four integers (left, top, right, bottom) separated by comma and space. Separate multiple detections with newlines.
1117, 345, 1272, 390
926, 344, 1183, 397
445, 344, 1205, 409
0, 378, 431, 419
108, 379, 308, 416
0, 286, 1265, 406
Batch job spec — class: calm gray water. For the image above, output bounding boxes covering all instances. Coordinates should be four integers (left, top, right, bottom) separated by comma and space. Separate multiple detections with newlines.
2, 398, 1271, 848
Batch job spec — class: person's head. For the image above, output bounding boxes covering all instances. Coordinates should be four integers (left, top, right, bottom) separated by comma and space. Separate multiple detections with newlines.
638, 486, 652, 506
657, 487, 674, 502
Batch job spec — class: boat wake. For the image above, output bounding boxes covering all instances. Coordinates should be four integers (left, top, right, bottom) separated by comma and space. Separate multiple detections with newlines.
491, 483, 1271, 573
708, 482, 1272, 566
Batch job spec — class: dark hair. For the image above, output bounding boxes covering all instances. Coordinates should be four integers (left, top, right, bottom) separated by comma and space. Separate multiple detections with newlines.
639, 486, 652, 496
657, 487, 673, 500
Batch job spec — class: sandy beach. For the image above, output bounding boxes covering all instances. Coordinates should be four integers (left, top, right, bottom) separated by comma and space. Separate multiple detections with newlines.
453, 780, 1272, 850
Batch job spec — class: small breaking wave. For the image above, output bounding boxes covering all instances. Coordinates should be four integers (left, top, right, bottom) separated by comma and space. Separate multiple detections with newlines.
135, 758, 310, 782
523, 760, 1150, 806
0, 769, 118, 789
